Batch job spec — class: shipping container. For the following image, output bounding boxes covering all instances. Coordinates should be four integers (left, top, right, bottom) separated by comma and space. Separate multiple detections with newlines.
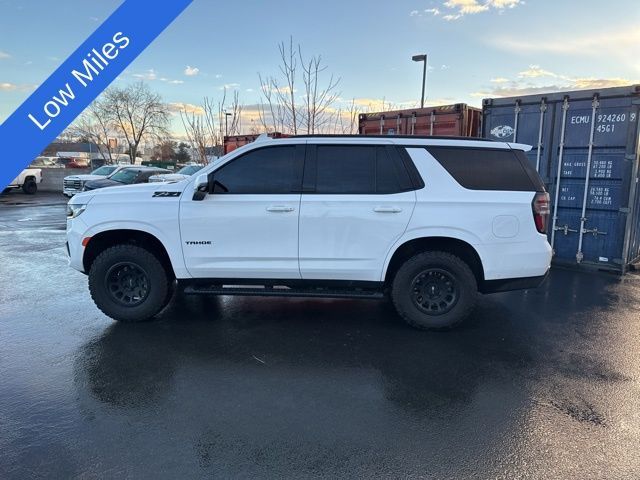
223, 132, 289, 154
358, 103, 482, 138
483, 85, 640, 273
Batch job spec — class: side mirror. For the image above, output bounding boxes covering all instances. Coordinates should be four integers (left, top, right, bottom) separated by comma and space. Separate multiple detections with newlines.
192, 173, 209, 201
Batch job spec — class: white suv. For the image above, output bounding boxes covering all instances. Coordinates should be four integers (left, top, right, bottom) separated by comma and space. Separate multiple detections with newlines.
66, 135, 552, 330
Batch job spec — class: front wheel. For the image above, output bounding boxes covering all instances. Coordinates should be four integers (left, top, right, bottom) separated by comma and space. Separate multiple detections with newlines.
88, 245, 171, 322
391, 251, 478, 330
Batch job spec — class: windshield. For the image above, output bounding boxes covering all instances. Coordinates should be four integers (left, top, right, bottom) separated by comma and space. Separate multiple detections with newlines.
92, 166, 117, 176
177, 165, 202, 175
109, 169, 140, 184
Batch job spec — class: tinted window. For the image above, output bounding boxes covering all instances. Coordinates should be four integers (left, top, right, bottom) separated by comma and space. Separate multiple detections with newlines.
177, 165, 201, 175
426, 147, 542, 192
313, 145, 412, 194
315, 146, 375, 194
92, 166, 117, 176
376, 147, 413, 194
110, 169, 140, 184
213, 146, 301, 194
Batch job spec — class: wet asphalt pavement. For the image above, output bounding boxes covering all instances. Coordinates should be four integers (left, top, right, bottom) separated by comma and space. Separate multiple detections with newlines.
1, 192, 640, 479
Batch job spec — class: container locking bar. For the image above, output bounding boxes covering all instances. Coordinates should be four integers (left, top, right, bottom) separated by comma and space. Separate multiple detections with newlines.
576, 95, 600, 263
582, 227, 607, 237
550, 97, 570, 250
535, 99, 547, 172
513, 100, 521, 142
554, 224, 578, 236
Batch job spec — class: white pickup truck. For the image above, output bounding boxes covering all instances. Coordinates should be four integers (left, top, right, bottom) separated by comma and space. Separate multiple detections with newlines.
4, 168, 42, 194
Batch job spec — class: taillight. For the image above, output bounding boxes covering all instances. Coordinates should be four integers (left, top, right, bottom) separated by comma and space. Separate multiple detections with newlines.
532, 192, 550, 234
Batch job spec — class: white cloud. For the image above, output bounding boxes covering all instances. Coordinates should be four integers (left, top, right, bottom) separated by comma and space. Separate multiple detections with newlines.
168, 79, 184, 85
184, 65, 200, 76
167, 102, 205, 115
414, 0, 522, 21
472, 67, 637, 98
0, 82, 36, 92
518, 65, 558, 79
133, 69, 157, 81
444, 0, 488, 15
219, 83, 240, 90
0, 51, 10, 59
490, 26, 639, 59
411, 7, 441, 17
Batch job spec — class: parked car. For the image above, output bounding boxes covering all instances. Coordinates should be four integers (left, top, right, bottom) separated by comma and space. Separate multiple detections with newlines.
57, 157, 89, 169
63, 165, 129, 197
149, 164, 203, 183
67, 134, 552, 330
30, 156, 61, 168
82, 166, 170, 192
4, 168, 42, 194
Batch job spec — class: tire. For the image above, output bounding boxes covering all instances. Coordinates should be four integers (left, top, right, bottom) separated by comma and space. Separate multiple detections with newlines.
391, 251, 478, 330
22, 179, 37, 194
88, 245, 171, 322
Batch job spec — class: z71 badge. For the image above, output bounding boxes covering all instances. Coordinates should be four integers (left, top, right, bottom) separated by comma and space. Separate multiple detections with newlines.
153, 191, 181, 198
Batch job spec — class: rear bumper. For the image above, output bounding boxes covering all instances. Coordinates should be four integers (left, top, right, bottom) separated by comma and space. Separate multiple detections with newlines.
480, 269, 549, 294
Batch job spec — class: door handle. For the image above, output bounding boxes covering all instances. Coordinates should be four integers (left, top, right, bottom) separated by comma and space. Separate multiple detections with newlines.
266, 205, 295, 213
373, 206, 402, 213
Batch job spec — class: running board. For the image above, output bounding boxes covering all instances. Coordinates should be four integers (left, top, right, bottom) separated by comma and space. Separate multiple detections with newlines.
183, 284, 385, 300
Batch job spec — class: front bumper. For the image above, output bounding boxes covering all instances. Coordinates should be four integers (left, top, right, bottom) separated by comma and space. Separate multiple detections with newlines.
66, 216, 89, 273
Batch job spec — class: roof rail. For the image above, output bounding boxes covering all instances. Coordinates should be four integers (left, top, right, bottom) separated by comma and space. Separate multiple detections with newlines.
290, 134, 495, 142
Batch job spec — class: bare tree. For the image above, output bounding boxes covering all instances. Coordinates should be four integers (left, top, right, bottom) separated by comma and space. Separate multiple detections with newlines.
258, 37, 341, 135
104, 82, 170, 162
300, 49, 341, 134
180, 90, 244, 163
180, 97, 217, 164
70, 99, 117, 163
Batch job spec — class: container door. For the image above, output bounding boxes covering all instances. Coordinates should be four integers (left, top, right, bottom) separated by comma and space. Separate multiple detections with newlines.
549, 94, 638, 268
484, 100, 553, 180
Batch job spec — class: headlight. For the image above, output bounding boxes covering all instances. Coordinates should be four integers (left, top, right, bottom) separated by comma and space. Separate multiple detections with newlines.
67, 204, 87, 219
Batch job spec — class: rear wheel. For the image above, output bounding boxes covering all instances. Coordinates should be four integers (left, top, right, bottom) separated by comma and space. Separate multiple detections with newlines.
22, 179, 37, 194
89, 245, 171, 322
391, 251, 478, 330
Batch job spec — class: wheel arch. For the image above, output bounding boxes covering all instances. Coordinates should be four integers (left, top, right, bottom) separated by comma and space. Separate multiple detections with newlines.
383, 236, 486, 288
83, 229, 176, 279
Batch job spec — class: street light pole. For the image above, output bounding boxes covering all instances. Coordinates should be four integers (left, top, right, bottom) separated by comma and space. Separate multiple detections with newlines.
412, 54, 427, 109
224, 112, 233, 137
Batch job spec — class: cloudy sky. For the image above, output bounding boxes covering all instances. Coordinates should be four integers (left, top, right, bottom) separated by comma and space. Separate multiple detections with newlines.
0, 0, 638, 132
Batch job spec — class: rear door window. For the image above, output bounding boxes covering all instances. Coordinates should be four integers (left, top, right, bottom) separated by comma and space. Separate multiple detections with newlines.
312, 145, 414, 194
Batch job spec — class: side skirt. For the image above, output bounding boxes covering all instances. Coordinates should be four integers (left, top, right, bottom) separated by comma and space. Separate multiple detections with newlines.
179, 278, 386, 300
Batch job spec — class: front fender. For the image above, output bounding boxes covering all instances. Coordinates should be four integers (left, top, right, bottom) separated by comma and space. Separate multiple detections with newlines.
82, 220, 190, 278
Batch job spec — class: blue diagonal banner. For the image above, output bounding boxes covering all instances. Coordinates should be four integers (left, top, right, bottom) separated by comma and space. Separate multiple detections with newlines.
0, 0, 193, 189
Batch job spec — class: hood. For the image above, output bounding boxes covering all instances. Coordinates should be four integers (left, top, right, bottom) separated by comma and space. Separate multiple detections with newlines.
64, 174, 105, 182
149, 173, 189, 182
83, 181, 185, 196
83, 178, 124, 190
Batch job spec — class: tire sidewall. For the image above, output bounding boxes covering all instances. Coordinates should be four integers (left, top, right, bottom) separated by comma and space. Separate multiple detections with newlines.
22, 180, 37, 194
392, 252, 477, 330
89, 245, 169, 322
